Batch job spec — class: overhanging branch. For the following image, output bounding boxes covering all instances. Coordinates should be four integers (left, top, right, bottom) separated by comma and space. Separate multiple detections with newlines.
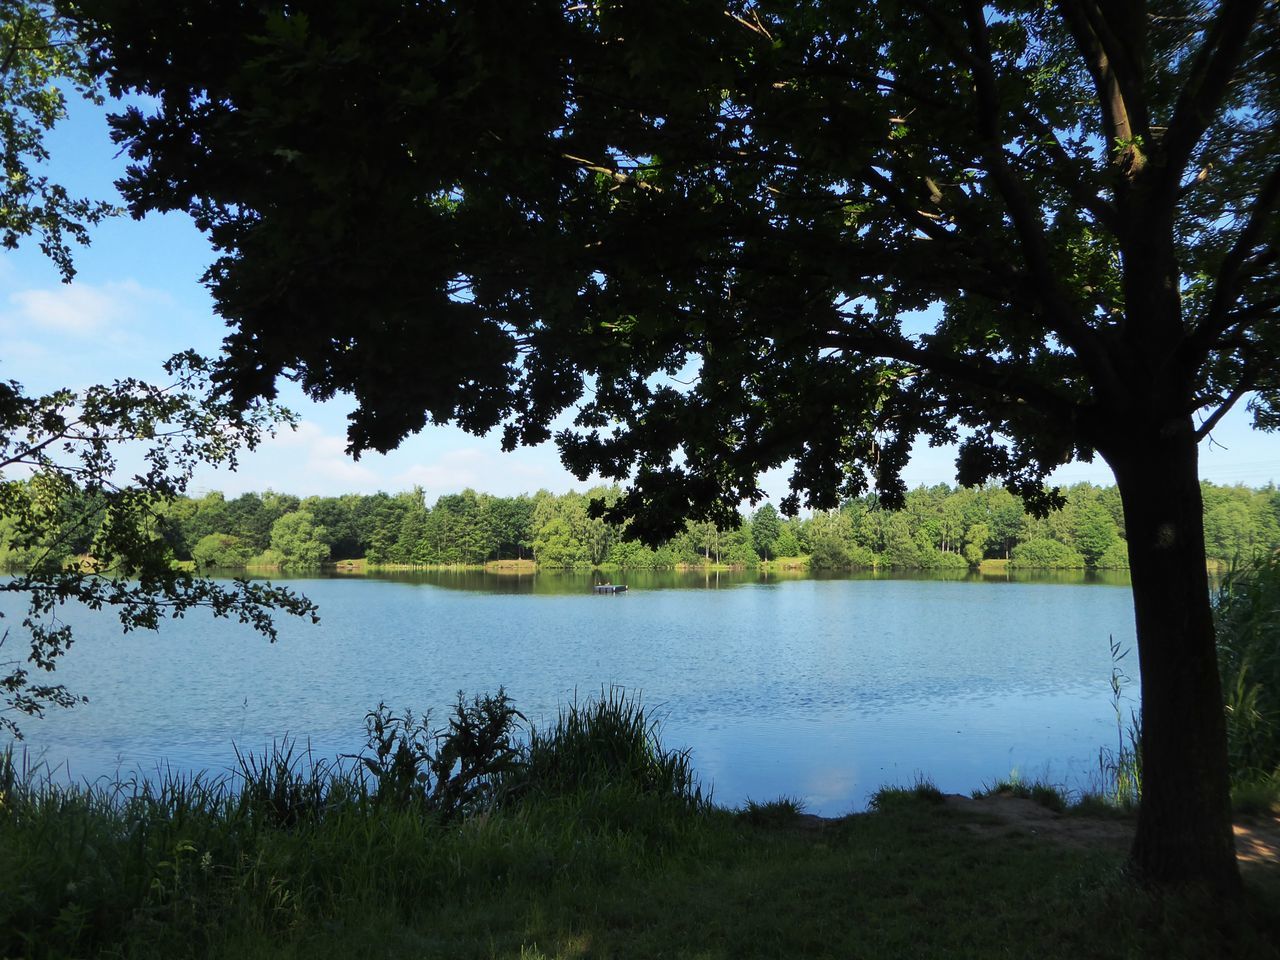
962, 1, 1122, 400
1181, 160, 1280, 366
819, 325, 1078, 421
1159, 0, 1266, 197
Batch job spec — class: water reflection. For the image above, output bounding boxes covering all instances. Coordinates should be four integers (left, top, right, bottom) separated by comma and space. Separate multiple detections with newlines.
320, 567, 1134, 594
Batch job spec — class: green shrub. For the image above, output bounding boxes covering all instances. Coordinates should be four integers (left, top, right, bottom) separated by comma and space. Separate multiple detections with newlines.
1095, 540, 1131, 570
191, 532, 253, 568
247, 548, 285, 567
920, 548, 970, 571
1008, 538, 1085, 569
870, 775, 945, 810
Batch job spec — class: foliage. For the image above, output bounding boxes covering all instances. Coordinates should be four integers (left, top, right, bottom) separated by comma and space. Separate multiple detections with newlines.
750, 503, 781, 560
2, 696, 1278, 959
0, 0, 114, 280
74, 2, 1280, 528
191, 533, 252, 569
54, 478, 1280, 574
1009, 538, 1086, 570
0, 5, 318, 737
869, 775, 946, 811
1214, 556, 1280, 783
1096, 540, 1132, 571
972, 774, 1070, 815
268, 509, 329, 570
0, 354, 319, 736
356, 691, 525, 822
1072, 500, 1120, 568
1097, 637, 1144, 811
521, 687, 703, 807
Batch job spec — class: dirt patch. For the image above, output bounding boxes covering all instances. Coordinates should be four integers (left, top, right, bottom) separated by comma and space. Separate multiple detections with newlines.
1235, 817, 1280, 868
940, 792, 1279, 869
942, 793, 1132, 850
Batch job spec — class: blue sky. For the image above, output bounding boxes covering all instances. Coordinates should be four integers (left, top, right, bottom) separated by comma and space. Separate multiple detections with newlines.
3, 92, 1278, 502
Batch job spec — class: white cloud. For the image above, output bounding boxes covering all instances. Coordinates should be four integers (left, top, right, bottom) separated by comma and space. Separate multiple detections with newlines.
4, 278, 170, 337
274, 421, 377, 490
392, 448, 556, 499
193, 419, 378, 497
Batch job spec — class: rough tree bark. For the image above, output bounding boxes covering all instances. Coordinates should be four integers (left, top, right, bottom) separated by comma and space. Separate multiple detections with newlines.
1104, 419, 1240, 892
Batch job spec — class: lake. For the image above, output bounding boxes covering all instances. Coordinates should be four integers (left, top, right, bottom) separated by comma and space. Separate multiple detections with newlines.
3, 569, 1139, 815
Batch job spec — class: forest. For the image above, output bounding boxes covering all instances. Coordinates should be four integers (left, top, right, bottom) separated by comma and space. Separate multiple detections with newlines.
5, 480, 1275, 574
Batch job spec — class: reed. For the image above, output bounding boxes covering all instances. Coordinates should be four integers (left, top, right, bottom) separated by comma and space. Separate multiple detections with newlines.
519, 686, 705, 807
1214, 556, 1280, 790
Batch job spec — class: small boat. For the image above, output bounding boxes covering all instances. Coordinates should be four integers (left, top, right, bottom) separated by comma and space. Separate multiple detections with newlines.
592, 584, 628, 594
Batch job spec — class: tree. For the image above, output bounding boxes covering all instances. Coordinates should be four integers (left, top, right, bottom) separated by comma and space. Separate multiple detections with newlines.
1203, 498, 1257, 564
77, 1, 1280, 890
269, 510, 330, 570
1072, 497, 1121, 568
806, 510, 855, 570
962, 522, 991, 567
750, 503, 781, 560
191, 532, 252, 568
988, 489, 1028, 560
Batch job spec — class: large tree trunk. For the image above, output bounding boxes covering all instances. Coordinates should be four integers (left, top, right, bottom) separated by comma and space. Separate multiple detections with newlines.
1105, 421, 1240, 892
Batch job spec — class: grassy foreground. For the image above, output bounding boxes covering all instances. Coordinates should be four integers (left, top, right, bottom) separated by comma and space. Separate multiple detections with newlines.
2, 695, 1277, 959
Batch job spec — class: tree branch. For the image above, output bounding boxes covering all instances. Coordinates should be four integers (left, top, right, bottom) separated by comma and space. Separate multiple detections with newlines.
820, 324, 1078, 420
1195, 375, 1257, 441
1182, 159, 1280, 364
0, 7, 27, 78
961, 0, 1121, 399
1159, 0, 1266, 196
1055, 0, 1143, 150
1016, 110, 1120, 232
857, 166, 954, 242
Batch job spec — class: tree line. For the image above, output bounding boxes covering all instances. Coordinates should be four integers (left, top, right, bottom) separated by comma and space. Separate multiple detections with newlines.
8, 480, 1275, 574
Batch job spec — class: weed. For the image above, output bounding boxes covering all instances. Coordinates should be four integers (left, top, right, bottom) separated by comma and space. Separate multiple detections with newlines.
737, 796, 805, 826
1231, 774, 1280, 816
1215, 556, 1280, 784
974, 773, 1069, 813
1096, 635, 1142, 809
870, 774, 945, 810
519, 686, 704, 807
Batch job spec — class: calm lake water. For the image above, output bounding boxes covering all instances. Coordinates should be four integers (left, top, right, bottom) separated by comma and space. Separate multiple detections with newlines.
4, 570, 1139, 814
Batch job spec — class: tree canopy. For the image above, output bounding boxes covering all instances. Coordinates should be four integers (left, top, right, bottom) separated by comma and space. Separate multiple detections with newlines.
72, 0, 1280, 890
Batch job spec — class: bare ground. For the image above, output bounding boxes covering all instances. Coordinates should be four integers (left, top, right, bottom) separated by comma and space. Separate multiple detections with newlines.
941, 791, 1280, 869
797, 793, 1279, 870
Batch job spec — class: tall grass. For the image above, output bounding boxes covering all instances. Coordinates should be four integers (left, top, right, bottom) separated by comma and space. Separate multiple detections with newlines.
0, 688, 707, 958
1095, 635, 1143, 810
1091, 559, 1280, 813
1213, 556, 1280, 810
521, 686, 704, 806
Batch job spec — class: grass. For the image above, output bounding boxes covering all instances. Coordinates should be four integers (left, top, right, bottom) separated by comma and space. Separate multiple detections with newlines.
973, 773, 1070, 814
869, 774, 947, 811
1215, 556, 1280, 787
1232, 774, 1280, 817
2, 693, 1278, 959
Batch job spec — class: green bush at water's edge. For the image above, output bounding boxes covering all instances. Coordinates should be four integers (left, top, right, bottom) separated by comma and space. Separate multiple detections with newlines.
1009, 538, 1086, 569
